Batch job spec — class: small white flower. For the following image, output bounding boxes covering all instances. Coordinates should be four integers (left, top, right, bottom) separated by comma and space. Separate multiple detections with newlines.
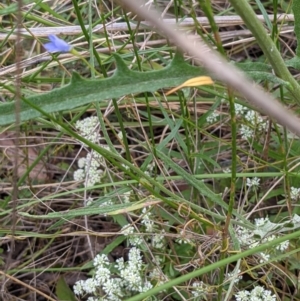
120, 268, 142, 291
276, 240, 289, 252
191, 281, 207, 298
95, 266, 111, 285
252, 285, 267, 296
121, 225, 134, 236
115, 257, 125, 270
236, 227, 254, 246
291, 187, 300, 200
78, 157, 86, 168
128, 247, 143, 268
152, 233, 165, 249
73, 247, 151, 299
87, 297, 100, 301
235, 103, 247, 115
99, 200, 113, 207
82, 278, 97, 294
235, 290, 250, 301
243, 109, 267, 133
76, 116, 100, 143
128, 235, 144, 246
74, 151, 104, 187
255, 217, 269, 227
245, 110, 256, 122
246, 177, 260, 188
123, 191, 131, 203
73, 169, 85, 181
73, 280, 85, 295
121, 225, 144, 246
140, 281, 153, 292
240, 124, 254, 139
141, 207, 155, 232
259, 251, 270, 263
206, 111, 219, 124
94, 254, 109, 267
264, 234, 276, 243
102, 278, 121, 298
226, 269, 242, 284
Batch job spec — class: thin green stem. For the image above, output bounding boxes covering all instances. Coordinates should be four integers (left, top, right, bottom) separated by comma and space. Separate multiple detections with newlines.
88, 0, 95, 78
71, 0, 107, 77
217, 89, 237, 300
198, 0, 226, 56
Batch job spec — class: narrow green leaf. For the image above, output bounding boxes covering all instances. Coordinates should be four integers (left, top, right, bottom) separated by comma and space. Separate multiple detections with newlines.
285, 56, 300, 70
254, 0, 272, 31
18, 198, 158, 219
236, 62, 289, 85
56, 276, 77, 301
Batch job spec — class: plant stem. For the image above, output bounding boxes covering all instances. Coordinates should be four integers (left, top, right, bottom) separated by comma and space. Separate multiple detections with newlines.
229, 0, 300, 103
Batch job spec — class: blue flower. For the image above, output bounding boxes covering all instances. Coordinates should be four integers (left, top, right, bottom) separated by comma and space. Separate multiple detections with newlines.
43, 34, 72, 53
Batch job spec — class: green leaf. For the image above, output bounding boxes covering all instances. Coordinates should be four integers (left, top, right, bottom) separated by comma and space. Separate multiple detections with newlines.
235, 61, 272, 72
293, 0, 300, 56
254, 0, 272, 31
19, 198, 160, 219
235, 62, 289, 86
285, 56, 300, 70
0, 53, 206, 126
55, 276, 77, 301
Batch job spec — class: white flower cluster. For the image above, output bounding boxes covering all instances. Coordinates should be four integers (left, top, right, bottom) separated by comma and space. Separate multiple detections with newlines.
290, 187, 300, 200
121, 225, 144, 246
151, 232, 165, 249
144, 161, 155, 177
74, 248, 152, 301
223, 167, 231, 173
237, 217, 289, 264
235, 103, 267, 140
235, 103, 248, 115
73, 117, 108, 187
235, 285, 276, 301
240, 124, 254, 140
206, 111, 219, 124
246, 177, 260, 189
73, 151, 104, 187
226, 269, 242, 284
141, 206, 155, 232
191, 281, 208, 299
75, 116, 100, 143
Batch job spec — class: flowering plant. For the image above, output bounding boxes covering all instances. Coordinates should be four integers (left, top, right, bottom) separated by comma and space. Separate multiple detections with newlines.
43, 34, 72, 53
